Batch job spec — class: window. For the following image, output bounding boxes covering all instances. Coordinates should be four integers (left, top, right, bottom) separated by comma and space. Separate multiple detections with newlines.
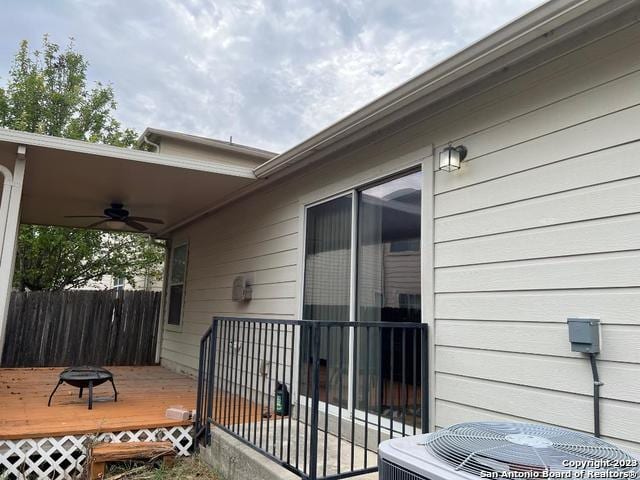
399, 293, 421, 314
389, 238, 420, 253
356, 171, 422, 323
167, 243, 188, 326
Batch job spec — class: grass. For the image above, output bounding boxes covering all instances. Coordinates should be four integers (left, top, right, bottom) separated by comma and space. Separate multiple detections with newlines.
104, 456, 221, 479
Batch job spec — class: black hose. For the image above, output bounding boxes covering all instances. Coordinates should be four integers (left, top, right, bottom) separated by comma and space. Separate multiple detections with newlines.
589, 353, 602, 437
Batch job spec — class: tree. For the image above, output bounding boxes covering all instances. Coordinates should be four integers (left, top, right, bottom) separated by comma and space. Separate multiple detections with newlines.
0, 35, 137, 146
0, 36, 164, 291
15, 227, 165, 291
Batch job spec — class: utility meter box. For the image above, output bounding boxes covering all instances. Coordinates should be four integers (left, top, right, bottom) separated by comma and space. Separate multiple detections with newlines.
567, 318, 600, 353
232, 275, 252, 302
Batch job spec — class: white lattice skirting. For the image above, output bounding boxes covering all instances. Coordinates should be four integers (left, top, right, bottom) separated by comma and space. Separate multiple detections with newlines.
0, 425, 193, 480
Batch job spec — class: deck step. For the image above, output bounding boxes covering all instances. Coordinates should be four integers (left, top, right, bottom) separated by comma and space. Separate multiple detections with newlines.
88, 441, 176, 479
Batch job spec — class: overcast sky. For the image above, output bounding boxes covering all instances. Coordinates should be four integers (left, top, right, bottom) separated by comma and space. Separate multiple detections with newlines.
0, 0, 542, 153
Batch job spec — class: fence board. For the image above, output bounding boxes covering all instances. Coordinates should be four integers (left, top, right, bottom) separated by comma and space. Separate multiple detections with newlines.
1, 290, 161, 367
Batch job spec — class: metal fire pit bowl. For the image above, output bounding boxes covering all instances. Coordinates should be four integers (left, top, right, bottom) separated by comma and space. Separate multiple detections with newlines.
48, 366, 118, 410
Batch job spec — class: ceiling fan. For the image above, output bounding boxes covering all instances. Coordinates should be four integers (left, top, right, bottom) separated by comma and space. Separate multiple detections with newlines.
65, 203, 164, 232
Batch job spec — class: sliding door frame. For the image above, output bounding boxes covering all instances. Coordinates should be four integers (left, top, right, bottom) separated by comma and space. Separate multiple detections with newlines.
295, 162, 426, 431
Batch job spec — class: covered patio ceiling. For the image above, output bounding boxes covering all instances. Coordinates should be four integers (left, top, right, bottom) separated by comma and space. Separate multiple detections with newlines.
0, 129, 259, 237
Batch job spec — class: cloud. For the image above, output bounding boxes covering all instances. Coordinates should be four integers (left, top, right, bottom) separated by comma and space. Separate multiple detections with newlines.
0, 0, 542, 152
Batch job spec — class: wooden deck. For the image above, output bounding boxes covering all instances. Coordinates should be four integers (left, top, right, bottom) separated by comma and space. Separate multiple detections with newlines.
0, 366, 197, 439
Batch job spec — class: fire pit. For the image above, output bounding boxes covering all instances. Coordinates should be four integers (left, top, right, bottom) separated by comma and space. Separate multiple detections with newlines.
48, 366, 118, 410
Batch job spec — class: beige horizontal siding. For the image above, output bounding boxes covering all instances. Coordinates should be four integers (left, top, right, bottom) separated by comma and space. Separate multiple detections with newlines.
192, 214, 299, 259
437, 68, 640, 176
436, 174, 640, 242
436, 346, 639, 402
161, 347, 199, 373
435, 289, 640, 324
433, 400, 640, 455
187, 266, 297, 292
187, 282, 297, 302
184, 298, 296, 316
432, 18, 640, 452
436, 251, 640, 292
436, 213, 640, 268
436, 374, 640, 444
436, 320, 640, 363
195, 233, 299, 268
159, 137, 265, 168
435, 140, 640, 219
430, 21, 640, 180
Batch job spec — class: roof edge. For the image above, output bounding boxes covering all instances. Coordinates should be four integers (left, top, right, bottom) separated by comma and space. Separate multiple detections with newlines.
137, 127, 277, 160
0, 128, 257, 179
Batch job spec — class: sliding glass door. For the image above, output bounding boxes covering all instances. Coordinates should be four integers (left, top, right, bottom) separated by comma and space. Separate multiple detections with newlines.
355, 172, 422, 427
301, 169, 422, 423
301, 194, 352, 408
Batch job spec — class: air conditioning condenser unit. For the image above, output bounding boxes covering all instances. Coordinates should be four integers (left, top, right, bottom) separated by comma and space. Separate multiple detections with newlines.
379, 421, 640, 480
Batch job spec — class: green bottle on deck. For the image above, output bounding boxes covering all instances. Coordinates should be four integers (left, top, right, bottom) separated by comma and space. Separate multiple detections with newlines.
275, 382, 290, 416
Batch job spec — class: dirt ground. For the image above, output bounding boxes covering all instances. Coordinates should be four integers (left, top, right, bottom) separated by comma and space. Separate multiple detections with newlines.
104, 456, 221, 480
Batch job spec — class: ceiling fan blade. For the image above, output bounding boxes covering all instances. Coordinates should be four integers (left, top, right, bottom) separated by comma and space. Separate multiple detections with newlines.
64, 215, 108, 219
87, 219, 111, 228
124, 219, 149, 231
127, 216, 164, 225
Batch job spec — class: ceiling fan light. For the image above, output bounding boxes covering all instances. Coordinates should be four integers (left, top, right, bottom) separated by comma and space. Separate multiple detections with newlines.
67, 203, 163, 231
104, 220, 127, 230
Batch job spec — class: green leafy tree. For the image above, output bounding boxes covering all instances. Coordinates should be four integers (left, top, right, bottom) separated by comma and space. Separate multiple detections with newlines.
15, 227, 165, 291
0, 35, 136, 145
0, 36, 164, 291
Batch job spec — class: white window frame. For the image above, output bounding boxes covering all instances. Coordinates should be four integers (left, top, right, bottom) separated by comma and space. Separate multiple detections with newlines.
165, 241, 188, 332
114, 275, 126, 289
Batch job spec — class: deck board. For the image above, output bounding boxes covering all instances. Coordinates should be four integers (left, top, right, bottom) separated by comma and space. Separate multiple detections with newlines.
0, 366, 263, 440
0, 366, 199, 439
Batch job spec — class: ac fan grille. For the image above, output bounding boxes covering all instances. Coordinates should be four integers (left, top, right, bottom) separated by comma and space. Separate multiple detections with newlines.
380, 458, 428, 480
424, 422, 640, 477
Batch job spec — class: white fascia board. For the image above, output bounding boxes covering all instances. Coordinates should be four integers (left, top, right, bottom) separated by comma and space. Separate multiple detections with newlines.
253, 0, 620, 178
0, 128, 256, 179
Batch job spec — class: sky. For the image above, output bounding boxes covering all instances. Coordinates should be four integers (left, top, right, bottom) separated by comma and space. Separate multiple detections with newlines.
0, 0, 543, 153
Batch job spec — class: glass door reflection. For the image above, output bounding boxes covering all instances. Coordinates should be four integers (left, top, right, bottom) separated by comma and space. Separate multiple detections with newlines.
301, 194, 352, 408
356, 171, 422, 428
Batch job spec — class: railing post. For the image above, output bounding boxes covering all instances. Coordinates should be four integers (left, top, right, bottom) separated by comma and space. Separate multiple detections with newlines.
206, 318, 219, 445
420, 326, 429, 434
195, 333, 206, 446
308, 323, 321, 480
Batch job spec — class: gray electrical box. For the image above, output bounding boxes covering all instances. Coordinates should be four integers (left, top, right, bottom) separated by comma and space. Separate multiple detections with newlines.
232, 275, 252, 302
567, 318, 600, 353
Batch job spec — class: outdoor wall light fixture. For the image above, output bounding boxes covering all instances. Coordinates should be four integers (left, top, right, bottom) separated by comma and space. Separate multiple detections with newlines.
439, 144, 468, 171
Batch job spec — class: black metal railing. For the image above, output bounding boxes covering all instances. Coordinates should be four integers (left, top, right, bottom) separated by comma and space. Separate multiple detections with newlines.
195, 317, 429, 480
195, 322, 214, 444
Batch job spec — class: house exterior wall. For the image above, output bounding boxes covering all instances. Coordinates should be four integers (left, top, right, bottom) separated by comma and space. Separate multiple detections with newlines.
162, 18, 640, 452
158, 137, 266, 168
429, 20, 640, 453
160, 139, 429, 376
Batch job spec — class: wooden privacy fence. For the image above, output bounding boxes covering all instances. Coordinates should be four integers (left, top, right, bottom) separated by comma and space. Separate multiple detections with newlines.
1, 290, 162, 367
